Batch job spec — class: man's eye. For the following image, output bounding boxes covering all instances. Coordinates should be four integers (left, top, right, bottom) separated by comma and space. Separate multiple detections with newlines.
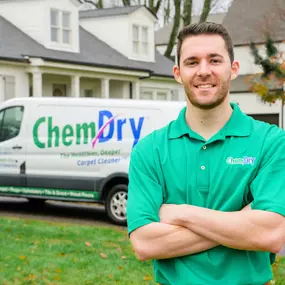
187, 61, 197, 66
210, 59, 221, 64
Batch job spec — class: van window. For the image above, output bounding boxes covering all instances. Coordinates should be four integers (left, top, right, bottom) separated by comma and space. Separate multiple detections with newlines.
0, 106, 24, 142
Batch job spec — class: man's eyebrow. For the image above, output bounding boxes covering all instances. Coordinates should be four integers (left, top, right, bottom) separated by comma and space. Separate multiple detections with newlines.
208, 53, 223, 58
183, 56, 198, 63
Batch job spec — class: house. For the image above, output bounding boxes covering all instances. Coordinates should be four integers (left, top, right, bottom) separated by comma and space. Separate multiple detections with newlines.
223, 0, 285, 127
155, 13, 226, 62
0, 0, 184, 103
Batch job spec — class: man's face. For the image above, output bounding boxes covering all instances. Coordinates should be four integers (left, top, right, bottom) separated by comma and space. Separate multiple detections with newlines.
173, 34, 239, 110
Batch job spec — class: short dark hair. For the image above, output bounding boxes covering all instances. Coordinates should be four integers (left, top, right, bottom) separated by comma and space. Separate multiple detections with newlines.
176, 22, 234, 66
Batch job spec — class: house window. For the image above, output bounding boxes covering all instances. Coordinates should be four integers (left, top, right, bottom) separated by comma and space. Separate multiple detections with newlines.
157, 92, 167, 100
84, 89, 93, 98
132, 25, 139, 55
50, 9, 71, 45
140, 91, 153, 100
53, 84, 67, 97
132, 25, 149, 57
142, 27, 148, 56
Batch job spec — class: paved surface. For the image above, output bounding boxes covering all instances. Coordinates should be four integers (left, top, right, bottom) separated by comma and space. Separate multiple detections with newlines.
0, 197, 124, 229
0, 197, 283, 256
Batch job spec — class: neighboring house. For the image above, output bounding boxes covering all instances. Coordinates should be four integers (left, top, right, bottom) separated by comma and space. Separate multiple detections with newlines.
0, 0, 184, 103
156, 0, 285, 128
223, 0, 285, 127
155, 13, 226, 62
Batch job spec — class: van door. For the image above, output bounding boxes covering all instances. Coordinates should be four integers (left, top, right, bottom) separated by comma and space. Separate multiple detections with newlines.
0, 106, 26, 187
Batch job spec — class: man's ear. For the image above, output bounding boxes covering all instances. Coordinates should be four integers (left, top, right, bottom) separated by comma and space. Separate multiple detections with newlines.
230, 60, 240, 80
173, 65, 182, 84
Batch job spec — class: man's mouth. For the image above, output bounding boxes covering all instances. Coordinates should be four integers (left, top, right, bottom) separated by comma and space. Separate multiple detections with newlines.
195, 84, 216, 89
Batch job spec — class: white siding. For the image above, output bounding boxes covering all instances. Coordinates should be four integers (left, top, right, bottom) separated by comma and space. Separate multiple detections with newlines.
0, 0, 45, 46
234, 42, 285, 75
80, 15, 129, 58
0, 64, 29, 102
79, 7, 156, 62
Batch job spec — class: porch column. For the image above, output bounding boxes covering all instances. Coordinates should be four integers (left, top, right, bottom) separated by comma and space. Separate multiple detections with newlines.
101, 78, 109, 98
32, 71, 42, 97
71, 75, 80, 97
132, 81, 140, 100
0, 76, 5, 102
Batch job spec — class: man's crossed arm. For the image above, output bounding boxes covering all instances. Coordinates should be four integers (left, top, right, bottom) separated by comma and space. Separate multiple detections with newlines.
130, 204, 285, 261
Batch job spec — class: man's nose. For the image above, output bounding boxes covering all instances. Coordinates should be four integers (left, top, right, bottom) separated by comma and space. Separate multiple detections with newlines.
197, 60, 211, 76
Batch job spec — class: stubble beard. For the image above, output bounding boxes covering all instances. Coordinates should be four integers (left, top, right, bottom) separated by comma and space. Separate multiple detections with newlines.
184, 76, 231, 110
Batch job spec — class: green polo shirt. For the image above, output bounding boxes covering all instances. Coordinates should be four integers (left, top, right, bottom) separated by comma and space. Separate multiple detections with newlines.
127, 103, 285, 285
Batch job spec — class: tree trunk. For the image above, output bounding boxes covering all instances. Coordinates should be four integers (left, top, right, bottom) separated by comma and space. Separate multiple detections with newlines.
148, 0, 155, 13
97, 0, 103, 9
122, 0, 131, 6
183, 0, 193, 26
154, 0, 163, 15
164, 0, 181, 60
164, 0, 171, 26
199, 0, 212, 23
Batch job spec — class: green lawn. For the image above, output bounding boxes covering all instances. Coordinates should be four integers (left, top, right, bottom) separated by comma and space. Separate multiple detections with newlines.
0, 217, 283, 285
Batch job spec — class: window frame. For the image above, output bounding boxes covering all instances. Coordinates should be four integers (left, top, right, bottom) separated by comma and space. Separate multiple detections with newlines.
0, 106, 24, 143
50, 9, 72, 45
132, 24, 149, 57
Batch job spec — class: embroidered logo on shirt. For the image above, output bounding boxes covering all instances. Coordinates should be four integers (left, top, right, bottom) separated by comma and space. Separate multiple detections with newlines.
226, 156, 256, 166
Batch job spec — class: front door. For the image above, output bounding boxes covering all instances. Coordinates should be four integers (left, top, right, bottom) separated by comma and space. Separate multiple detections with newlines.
0, 106, 26, 187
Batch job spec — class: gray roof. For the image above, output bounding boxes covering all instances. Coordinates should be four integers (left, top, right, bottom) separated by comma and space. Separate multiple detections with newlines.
223, 0, 285, 45
155, 13, 226, 46
0, 15, 173, 77
80, 5, 156, 19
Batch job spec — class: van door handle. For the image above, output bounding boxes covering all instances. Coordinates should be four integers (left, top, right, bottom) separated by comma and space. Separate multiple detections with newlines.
12, 145, 22, 150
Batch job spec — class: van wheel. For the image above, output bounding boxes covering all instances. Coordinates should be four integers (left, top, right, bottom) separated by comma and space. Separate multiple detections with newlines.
106, 184, 128, 226
27, 198, 46, 206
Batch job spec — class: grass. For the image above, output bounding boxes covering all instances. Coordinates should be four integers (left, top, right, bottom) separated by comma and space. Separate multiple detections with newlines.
0, 217, 155, 285
0, 217, 283, 285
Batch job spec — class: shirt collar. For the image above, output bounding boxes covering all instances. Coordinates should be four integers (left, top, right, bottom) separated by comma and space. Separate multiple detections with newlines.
168, 103, 252, 140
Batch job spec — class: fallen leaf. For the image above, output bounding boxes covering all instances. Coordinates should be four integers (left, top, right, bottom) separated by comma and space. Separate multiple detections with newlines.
119, 266, 123, 270
100, 253, 108, 259
55, 268, 62, 273
54, 276, 61, 281
19, 255, 26, 260
85, 242, 92, 247
143, 276, 153, 281
121, 256, 127, 259
26, 274, 36, 281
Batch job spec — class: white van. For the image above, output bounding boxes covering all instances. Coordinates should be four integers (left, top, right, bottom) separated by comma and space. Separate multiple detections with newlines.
0, 97, 185, 225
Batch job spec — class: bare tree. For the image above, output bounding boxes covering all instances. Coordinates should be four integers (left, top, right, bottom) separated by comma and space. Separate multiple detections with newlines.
199, 0, 212, 23
183, 0, 193, 26
164, 0, 180, 59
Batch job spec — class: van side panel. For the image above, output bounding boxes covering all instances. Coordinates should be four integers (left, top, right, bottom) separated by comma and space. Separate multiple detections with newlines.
25, 103, 167, 192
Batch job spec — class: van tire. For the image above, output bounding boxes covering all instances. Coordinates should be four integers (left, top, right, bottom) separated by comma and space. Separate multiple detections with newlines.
105, 184, 128, 226
27, 198, 46, 206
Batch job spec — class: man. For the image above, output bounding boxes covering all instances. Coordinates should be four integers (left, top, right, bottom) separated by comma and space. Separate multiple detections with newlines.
127, 22, 285, 285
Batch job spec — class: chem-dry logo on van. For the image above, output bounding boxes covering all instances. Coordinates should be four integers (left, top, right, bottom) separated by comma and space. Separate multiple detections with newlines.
33, 110, 144, 149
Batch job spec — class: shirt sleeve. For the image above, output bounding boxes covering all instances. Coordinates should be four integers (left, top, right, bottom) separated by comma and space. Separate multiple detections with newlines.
250, 126, 285, 216
127, 134, 164, 236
